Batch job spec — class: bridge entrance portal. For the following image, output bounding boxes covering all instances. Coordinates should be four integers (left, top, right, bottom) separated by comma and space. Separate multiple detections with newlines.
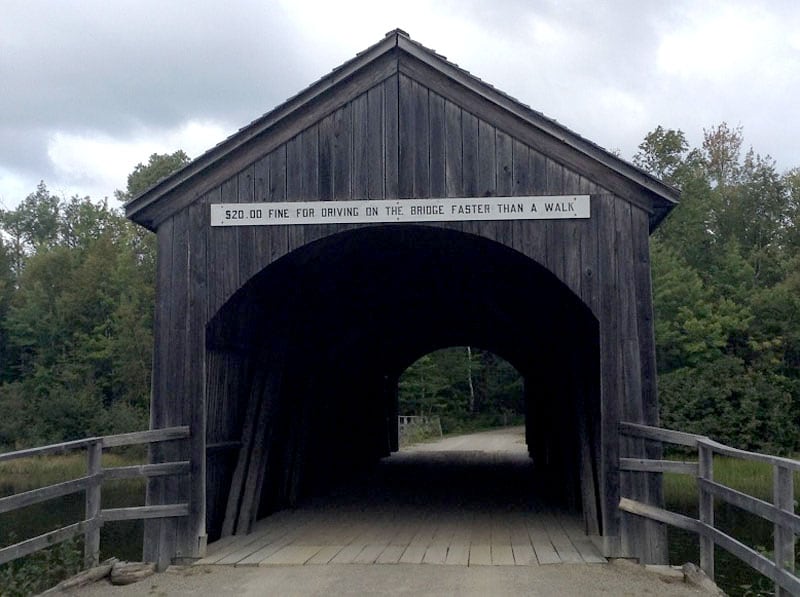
125, 30, 678, 568
205, 226, 601, 543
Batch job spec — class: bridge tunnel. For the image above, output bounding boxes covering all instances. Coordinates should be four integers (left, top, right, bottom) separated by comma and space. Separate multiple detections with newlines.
205, 225, 601, 543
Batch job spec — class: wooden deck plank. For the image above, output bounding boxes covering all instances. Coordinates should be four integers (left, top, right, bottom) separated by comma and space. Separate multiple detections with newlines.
200, 505, 607, 568
512, 541, 538, 566
329, 542, 368, 564
542, 513, 583, 564
525, 514, 561, 565
469, 544, 492, 566
375, 545, 405, 564
353, 543, 389, 564
560, 516, 607, 563
306, 545, 345, 565
422, 543, 448, 564
444, 543, 470, 565
259, 544, 323, 565
214, 527, 293, 565
398, 545, 427, 564
491, 544, 515, 566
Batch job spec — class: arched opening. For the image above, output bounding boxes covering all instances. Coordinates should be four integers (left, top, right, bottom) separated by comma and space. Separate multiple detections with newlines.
397, 346, 525, 441
204, 225, 601, 543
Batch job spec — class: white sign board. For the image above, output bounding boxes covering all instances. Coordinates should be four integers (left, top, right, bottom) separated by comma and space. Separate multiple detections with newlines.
210, 195, 589, 227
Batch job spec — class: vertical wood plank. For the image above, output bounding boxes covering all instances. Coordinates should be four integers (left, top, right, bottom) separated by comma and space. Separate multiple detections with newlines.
144, 216, 174, 565
187, 190, 210, 557
332, 104, 352, 200
429, 92, 446, 198
84, 440, 102, 568
496, 130, 513, 250
210, 178, 240, 314
237, 165, 256, 284
444, 101, 463, 198
544, 161, 565, 280
631, 204, 667, 563
412, 80, 430, 198
477, 120, 496, 197
511, 138, 529, 256
580, 197, 601, 318
774, 465, 794, 597
286, 134, 304, 253
168, 208, 190, 562
496, 130, 513, 196
698, 443, 715, 580
462, 112, 479, 197
398, 75, 414, 199
252, 156, 271, 267
352, 93, 369, 199
561, 170, 583, 298
268, 146, 288, 262
384, 74, 399, 198
526, 149, 548, 264
366, 85, 384, 199
300, 125, 319, 246
318, 113, 334, 203
461, 111, 479, 238
530, 149, 548, 193
596, 194, 622, 557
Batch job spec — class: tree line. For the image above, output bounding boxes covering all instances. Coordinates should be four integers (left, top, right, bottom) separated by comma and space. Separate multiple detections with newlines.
0, 152, 188, 448
1, 125, 798, 453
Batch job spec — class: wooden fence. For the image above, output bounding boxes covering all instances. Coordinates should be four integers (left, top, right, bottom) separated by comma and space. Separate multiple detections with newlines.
619, 421, 799, 596
0, 426, 190, 569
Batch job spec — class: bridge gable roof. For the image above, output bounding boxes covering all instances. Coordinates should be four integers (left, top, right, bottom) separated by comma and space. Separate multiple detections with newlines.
125, 29, 679, 231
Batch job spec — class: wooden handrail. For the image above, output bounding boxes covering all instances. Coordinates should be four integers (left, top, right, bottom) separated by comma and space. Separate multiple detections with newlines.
620, 421, 799, 596
0, 426, 191, 570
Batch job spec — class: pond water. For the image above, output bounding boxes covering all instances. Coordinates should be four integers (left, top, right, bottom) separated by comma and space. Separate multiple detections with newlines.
0, 479, 145, 563
666, 498, 777, 596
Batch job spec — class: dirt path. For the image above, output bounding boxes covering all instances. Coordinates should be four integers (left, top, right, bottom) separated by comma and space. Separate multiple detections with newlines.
401, 425, 528, 453
59, 560, 706, 596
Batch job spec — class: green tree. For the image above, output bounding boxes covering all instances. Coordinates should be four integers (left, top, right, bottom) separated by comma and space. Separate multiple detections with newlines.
115, 150, 190, 202
644, 122, 800, 452
633, 125, 689, 182
0, 151, 186, 448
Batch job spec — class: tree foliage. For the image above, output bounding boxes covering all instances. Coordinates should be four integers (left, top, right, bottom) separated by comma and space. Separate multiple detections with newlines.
0, 153, 185, 448
399, 347, 524, 433
642, 124, 800, 453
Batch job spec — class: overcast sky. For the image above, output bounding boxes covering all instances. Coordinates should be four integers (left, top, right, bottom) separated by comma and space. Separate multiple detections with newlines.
1, 0, 799, 208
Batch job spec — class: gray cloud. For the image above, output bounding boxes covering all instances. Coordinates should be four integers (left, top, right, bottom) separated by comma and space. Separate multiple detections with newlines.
1, 0, 799, 205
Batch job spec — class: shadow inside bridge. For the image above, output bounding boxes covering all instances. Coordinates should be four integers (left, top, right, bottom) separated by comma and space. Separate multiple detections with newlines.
200, 429, 604, 567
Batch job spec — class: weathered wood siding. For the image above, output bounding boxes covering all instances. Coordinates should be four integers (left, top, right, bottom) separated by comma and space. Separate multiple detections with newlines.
146, 68, 663, 565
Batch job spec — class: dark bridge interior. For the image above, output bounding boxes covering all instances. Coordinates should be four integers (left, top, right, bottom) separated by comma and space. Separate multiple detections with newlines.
205, 225, 601, 542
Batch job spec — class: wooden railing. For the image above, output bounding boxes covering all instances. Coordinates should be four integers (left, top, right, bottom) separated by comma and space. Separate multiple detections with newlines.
619, 421, 799, 596
0, 426, 190, 569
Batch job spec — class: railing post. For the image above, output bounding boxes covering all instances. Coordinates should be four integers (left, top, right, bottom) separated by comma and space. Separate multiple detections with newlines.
84, 439, 102, 568
774, 464, 794, 597
698, 441, 714, 581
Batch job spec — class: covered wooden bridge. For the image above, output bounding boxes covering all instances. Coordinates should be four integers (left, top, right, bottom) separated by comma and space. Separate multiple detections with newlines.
125, 30, 679, 570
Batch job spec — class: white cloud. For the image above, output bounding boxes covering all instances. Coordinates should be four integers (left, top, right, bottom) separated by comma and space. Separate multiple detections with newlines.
0, 168, 32, 209
44, 120, 232, 203
657, 5, 783, 81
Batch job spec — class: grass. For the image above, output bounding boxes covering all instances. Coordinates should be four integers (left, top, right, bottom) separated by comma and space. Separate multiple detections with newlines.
663, 453, 799, 507
0, 449, 146, 493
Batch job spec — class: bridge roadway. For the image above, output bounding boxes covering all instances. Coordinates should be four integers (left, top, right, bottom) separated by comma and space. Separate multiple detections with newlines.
68, 427, 706, 595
